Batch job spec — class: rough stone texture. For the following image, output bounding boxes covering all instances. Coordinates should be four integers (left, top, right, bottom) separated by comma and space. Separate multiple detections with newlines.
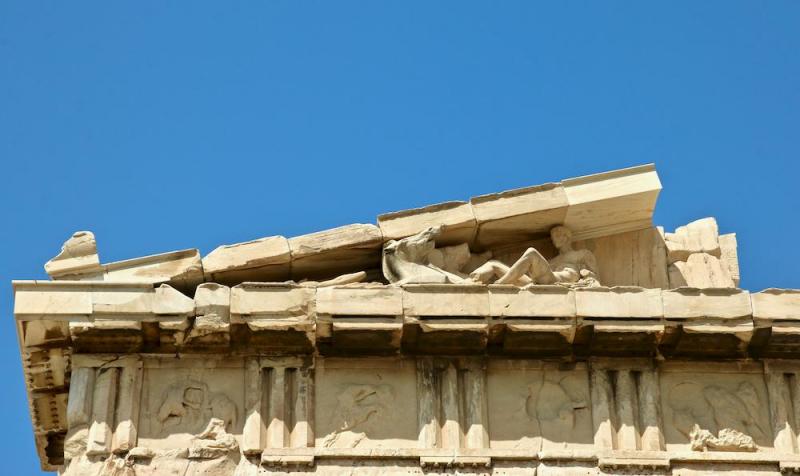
45, 232, 204, 292
719, 233, 741, 287
666, 217, 738, 289
665, 217, 722, 263
45, 231, 102, 278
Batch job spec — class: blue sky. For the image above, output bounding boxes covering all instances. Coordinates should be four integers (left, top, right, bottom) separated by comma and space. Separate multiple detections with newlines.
2, 2, 799, 473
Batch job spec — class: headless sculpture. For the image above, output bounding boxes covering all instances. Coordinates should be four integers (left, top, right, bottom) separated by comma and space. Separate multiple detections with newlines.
382, 224, 600, 288
470, 225, 600, 288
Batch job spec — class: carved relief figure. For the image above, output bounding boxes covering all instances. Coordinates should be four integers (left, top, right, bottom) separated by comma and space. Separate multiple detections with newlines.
188, 418, 239, 459
669, 381, 765, 452
470, 225, 600, 288
382, 225, 491, 284
321, 383, 394, 448
523, 373, 588, 444
157, 379, 237, 435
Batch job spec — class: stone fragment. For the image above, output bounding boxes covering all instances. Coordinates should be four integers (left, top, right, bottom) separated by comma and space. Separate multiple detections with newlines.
187, 283, 231, 348
690, 425, 757, 452
44, 231, 102, 279
194, 283, 231, 321
664, 217, 721, 263
202, 235, 291, 285
188, 418, 239, 459
153, 284, 194, 316
378, 201, 477, 246
669, 253, 734, 288
100, 249, 203, 293
289, 224, 383, 281
719, 233, 740, 287
470, 183, 568, 249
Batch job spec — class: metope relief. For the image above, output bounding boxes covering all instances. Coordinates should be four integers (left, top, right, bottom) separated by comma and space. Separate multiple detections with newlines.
661, 370, 771, 452
157, 379, 238, 435
139, 364, 245, 450
315, 359, 418, 449
488, 363, 593, 451
320, 383, 394, 448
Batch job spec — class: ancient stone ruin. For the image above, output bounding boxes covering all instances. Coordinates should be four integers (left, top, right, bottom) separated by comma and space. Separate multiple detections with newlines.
14, 163, 800, 475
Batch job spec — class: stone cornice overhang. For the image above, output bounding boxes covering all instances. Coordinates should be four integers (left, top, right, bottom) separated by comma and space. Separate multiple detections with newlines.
13, 280, 800, 469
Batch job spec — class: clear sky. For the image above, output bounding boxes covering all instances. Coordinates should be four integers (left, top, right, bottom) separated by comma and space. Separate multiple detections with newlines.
2, 2, 799, 473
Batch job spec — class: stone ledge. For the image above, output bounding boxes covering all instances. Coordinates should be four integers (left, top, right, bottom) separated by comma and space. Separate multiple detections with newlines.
13, 281, 800, 359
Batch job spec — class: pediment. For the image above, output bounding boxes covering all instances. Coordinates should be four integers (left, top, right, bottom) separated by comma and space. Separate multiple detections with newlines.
41, 164, 666, 289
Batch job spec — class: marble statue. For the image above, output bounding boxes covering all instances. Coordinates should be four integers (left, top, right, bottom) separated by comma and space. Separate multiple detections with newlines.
469, 225, 600, 288
381, 225, 491, 284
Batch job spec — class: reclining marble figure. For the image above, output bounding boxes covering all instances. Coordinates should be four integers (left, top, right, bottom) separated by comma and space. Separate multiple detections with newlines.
469, 225, 600, 287
382, 223, 600, 287
382, 225, 492, 284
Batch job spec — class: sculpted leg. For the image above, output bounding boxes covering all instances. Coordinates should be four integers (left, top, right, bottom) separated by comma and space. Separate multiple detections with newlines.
469, 260, 511, 284
496, 247, 555, 285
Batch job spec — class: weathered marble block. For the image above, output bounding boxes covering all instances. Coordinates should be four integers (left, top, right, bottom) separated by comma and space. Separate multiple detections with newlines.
378, 201, 477, 246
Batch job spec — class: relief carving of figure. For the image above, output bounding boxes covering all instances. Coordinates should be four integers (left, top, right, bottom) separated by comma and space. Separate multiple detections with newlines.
321, 383, 394, 448
381, 224, 600, 287
523, 373, 588, 444
669, 381, 765, 452
157, 379, 237, 435
188, 418, 239, 459
470, 225, 600, 288
382, 225, 491, 284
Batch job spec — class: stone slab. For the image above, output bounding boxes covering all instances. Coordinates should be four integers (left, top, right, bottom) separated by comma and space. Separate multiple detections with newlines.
378, 200, 477, 246
663, 288, 752, 320
101, 249, 203, 292
751, 289, 800, 321
562, 164, 661, 241
470, 183, 568, 249
575, 287, 663, 319
402, 284, 490, 317
289, 224, 383, 281
488, 285, 575, 318
202, 235, 291, 285
316, 284, 402, 316
230, 282, 315, 325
